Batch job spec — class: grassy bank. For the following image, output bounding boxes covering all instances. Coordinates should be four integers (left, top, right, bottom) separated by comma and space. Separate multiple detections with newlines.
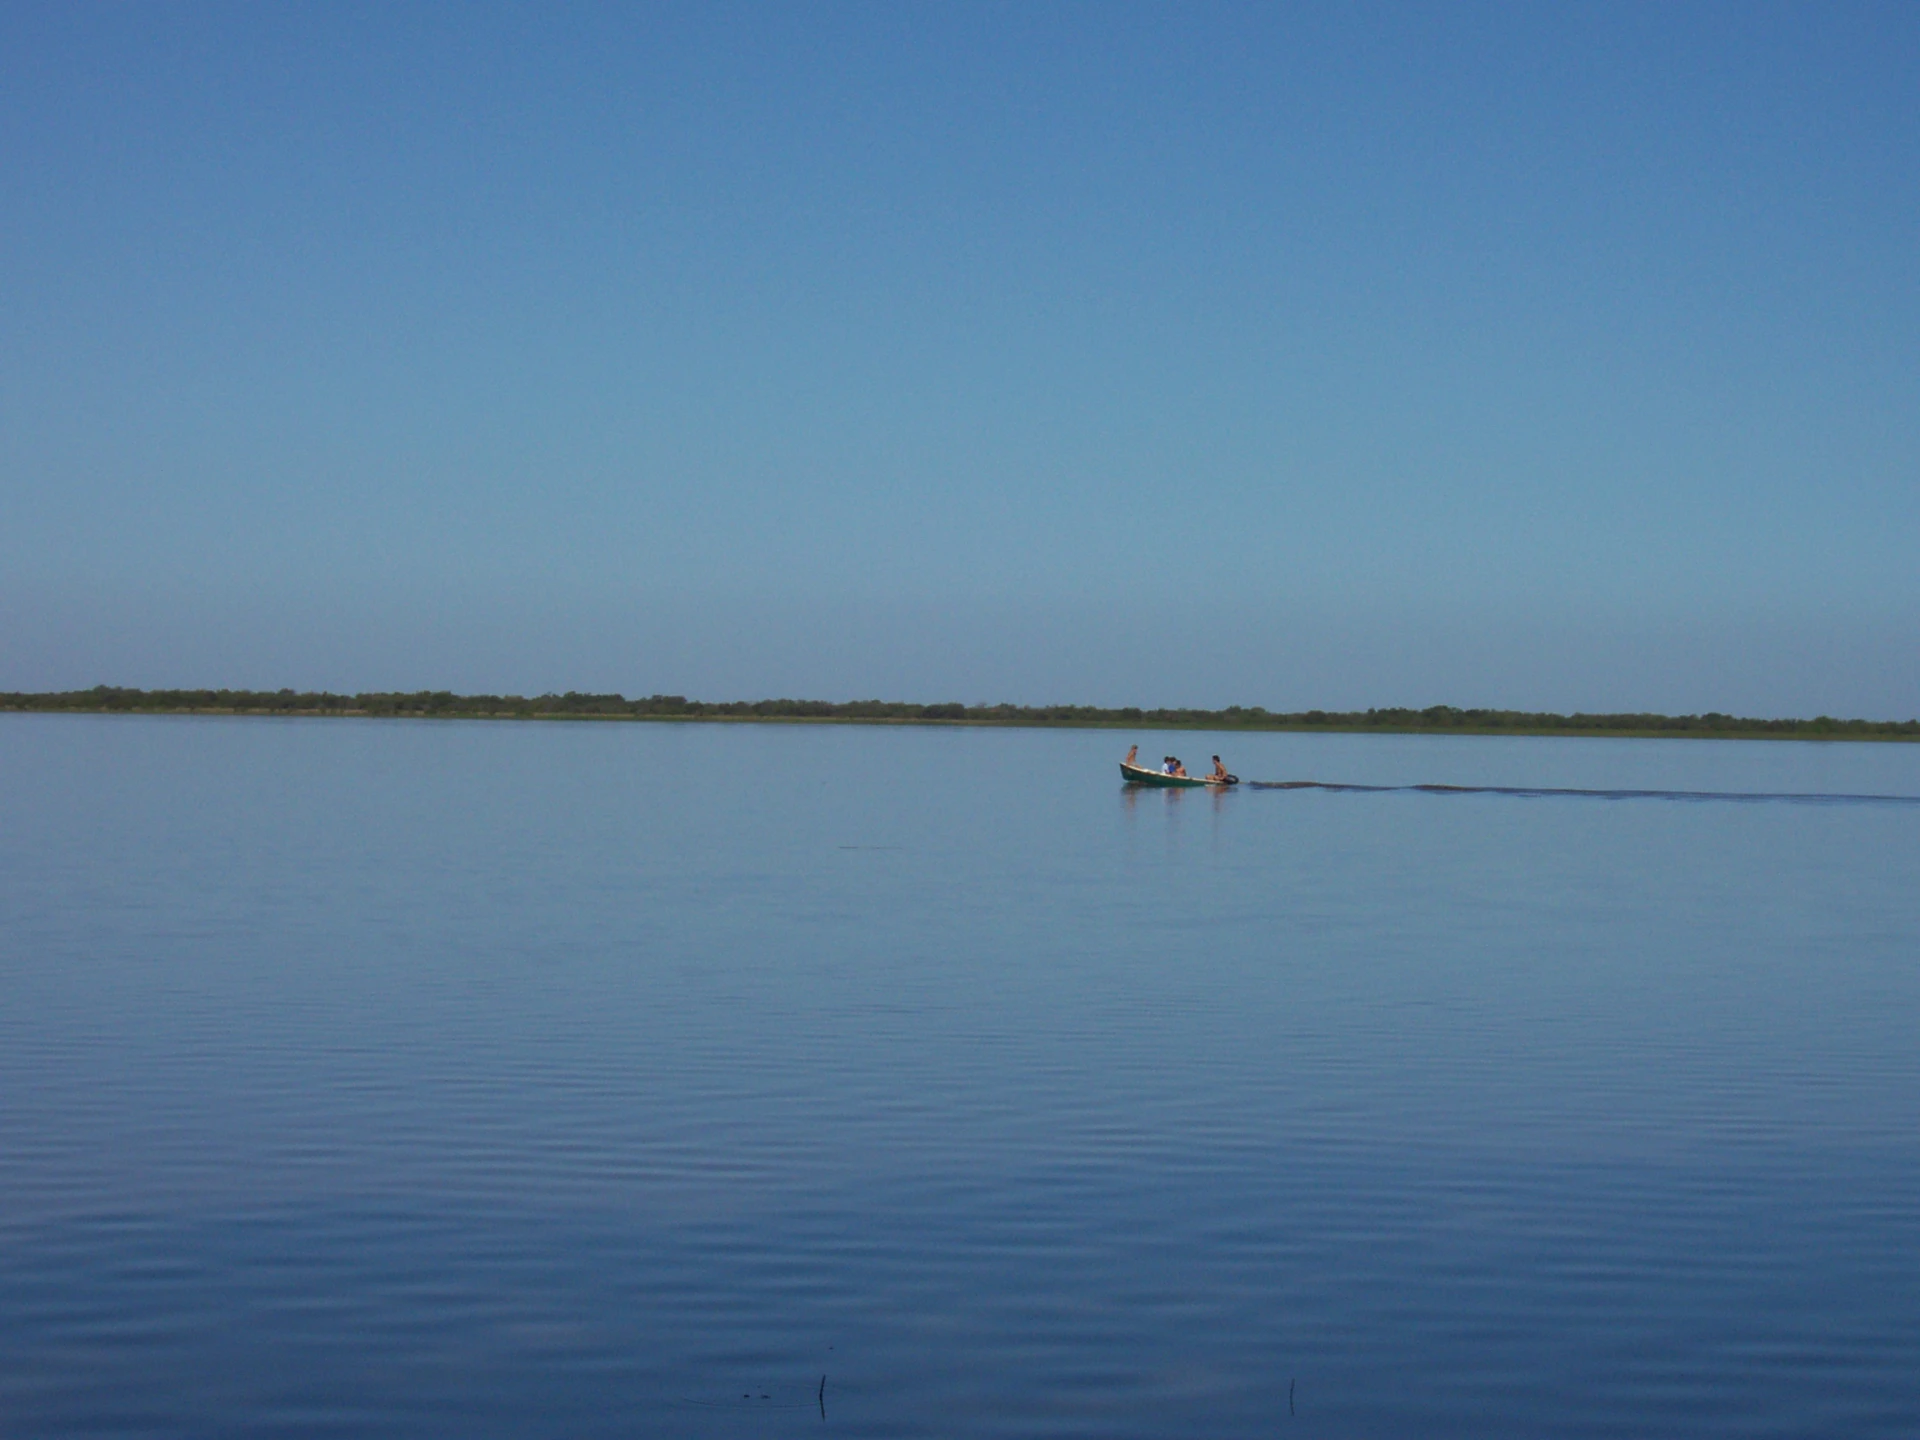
5, 687, 1917, 741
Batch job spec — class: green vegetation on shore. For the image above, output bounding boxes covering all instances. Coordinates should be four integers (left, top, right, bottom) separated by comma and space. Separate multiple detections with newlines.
4, 686, 1916, 740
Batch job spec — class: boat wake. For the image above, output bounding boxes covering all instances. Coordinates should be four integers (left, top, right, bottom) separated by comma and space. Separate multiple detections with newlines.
1245, 780, 1920, 806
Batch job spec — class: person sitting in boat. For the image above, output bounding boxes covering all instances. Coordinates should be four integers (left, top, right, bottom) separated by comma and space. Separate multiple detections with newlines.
1124, 745, 1139, 767
1210, 755, 1229, 782
1165, 756, 1188, 777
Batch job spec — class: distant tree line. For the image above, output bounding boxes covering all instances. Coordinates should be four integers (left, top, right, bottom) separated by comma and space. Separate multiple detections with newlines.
3, 686, 1916, 738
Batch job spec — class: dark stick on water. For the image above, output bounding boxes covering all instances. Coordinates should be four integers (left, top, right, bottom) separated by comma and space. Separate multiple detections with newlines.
818, 1373, 827, 1421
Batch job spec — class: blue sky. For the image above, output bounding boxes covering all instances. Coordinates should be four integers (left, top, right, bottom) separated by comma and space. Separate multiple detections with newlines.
3, 2, 1915, 714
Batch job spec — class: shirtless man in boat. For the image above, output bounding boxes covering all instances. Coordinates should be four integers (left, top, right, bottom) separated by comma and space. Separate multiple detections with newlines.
1210, 755, 1230, 783
1124, 745, 1139, 767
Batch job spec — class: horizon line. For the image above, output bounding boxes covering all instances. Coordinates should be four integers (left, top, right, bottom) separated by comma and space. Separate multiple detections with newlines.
5, 687, 1917, 741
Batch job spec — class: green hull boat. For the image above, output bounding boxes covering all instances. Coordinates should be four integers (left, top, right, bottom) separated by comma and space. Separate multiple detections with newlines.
1120, 761, 1231, 788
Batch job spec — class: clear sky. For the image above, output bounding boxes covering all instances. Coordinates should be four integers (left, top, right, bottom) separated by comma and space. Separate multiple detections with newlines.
3, 2, 1915, 715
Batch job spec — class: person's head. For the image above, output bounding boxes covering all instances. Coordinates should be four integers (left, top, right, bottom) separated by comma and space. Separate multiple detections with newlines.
1212, 755, 1220, 763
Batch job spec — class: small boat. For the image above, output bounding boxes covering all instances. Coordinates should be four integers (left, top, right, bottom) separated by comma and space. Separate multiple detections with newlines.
1121, 761, 1235, 788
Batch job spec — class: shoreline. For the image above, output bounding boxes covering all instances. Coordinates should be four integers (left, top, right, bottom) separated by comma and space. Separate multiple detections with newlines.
5, 690, 1917, 743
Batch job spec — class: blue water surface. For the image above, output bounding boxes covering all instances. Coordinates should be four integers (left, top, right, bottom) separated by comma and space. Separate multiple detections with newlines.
3, 715, 1917, 1437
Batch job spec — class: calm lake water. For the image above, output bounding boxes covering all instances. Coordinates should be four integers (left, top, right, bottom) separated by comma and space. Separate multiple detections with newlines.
4, 714, 1918, 1438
